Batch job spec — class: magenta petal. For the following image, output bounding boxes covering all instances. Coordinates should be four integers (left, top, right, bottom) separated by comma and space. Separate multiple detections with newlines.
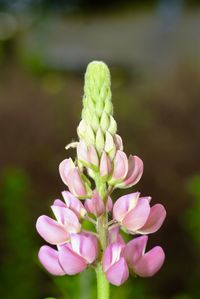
58, 244, 87, 275
122, 198, 150, 232
113, 192, 140, 222
38, 245, 65, 276
138, 204, 166, 234
103, 243, 124, 272
70, 168, 87, 197
36, 215, 69, 244
134, 246, 165, 277
106, 257, 129, 286
62, 191, 86, 218
124, 236, 148, 266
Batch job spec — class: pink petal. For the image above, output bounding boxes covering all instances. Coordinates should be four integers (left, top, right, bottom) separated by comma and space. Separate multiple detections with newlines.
69, 168, 87, 197
134, 246, 165, 277
123, 155, 143, 187
114, 134, 123, 151
111, 150, 128, 181
58, 244, 87, 275
106, 257, 129, 286
88, 145, 99, 167
100, 151, 111, 177
122, 197, 150, 232
138, 204, 166, 234
77, 140, 89, 164
84, 190, 105, 217
38, 245, 65, 276
106, 196, 113, 212
102, 243, 124, 272
62, 191, 86, 218
81, 232, 98, 255
59, 158, 74, 186
113, 192, 140, 222
71, 233, 97, 263
108, 227, 125, 245
124, 236, 148, 266
53, 199, 66, 207
36, 215, 69, 245
51, 206, 81, 233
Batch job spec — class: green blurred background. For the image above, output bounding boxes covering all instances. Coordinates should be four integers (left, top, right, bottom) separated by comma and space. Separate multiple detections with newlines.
0, 0, 200, 298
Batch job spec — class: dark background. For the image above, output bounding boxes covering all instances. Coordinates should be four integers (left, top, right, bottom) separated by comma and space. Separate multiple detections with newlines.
0, 1, 200, 298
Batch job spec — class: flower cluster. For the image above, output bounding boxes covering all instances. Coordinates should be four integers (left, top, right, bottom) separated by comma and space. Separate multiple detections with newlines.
36, 61, 166, 288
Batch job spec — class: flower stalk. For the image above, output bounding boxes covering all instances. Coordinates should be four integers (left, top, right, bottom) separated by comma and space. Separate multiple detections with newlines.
36, 61, 166, 299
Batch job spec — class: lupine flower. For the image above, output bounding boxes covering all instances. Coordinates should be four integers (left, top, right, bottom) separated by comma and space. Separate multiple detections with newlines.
36, 200, 81, 244
36, 61, 166, 298
113, 192, 166, 234
124, 236, 165, 277
102, 242, 129, 286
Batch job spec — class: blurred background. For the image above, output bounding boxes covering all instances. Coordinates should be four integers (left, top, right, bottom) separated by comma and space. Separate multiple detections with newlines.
0, 0, 200, 298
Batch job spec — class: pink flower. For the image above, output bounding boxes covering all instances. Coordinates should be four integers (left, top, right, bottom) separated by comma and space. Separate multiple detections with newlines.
113, 134, 123, 151
58, 233, 98, 275
117, 155, 143, 188
61, 191, 86, 219
59, 158, 88, 198
77, 141, 99, 168
113, 192, 166, 234
85, 190, 113, 217
36, 200, 81, 245
102, 242, 129, 286
109, 150, 128, 184
124, 236, 165, 277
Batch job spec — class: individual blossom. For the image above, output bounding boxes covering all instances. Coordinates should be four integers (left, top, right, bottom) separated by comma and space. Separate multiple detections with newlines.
36, 199, 81, 245
61, 190, 87, 219
102, 242, 129, 286
59, 158, 92, 198
108, 150, 143, 188
38, 233, 98, 276
113, 192, 166, 234
123, 236, 165, 277
84, 189, 113, 217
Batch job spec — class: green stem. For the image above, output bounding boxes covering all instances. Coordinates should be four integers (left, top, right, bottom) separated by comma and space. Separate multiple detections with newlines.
96, 263, 110, 299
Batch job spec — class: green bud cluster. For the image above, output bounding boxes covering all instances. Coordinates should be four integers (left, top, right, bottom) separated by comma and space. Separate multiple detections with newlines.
77, 61, 117, 157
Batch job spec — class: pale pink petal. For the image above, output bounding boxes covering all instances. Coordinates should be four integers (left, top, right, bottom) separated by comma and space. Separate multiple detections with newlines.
51, 206, 80, 233
71, 233, 97, 263
106, 257, 129, 286
123, 155, 143, 187
124, 236, 148, 266
59, 158, 74, 186
113, 192, 140, 222
77, 141, 89, 163
106, 197, 113, 212
38, 245, 65, 276
100, 152, 111, 177
81, 232, 98, 255
62, 191, 86, 218
114, 134, 123, 151
88, 145, 99, 167
138, 204, 166, 234
36, 215, 69, 244
53, 199, 66, 207
69, 168, 87, 197
84, 190, 105, 217
122, 198, 150, 232
112, 151, 128, 181
58, 245, 87, 275
134, 246, 165, 277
